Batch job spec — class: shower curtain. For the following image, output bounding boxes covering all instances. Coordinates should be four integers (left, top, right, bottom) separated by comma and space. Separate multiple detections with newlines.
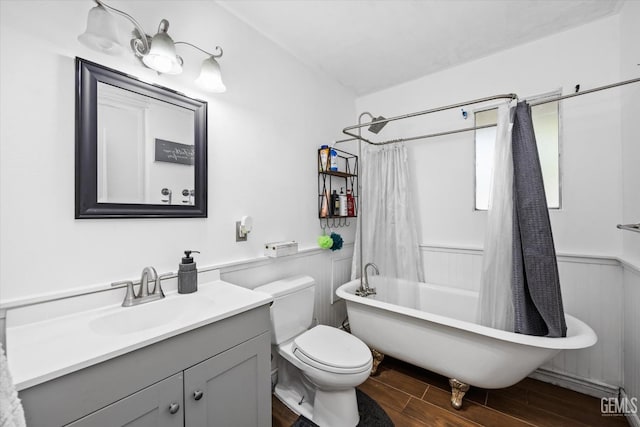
511, 101, 566, 337
478, 102, 515, 331
352, 143, 424, 283
478, 101, 567, 337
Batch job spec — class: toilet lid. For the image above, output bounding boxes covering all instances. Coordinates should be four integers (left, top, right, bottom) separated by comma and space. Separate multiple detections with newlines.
292, 325, 372, 374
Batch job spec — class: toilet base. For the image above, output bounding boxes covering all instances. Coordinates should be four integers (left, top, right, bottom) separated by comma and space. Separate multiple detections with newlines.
274, 383, 314, 422
274, 354, 360, 427
313, 388, 359, 427
274, 354, 316, 420
274, 384, 360, 427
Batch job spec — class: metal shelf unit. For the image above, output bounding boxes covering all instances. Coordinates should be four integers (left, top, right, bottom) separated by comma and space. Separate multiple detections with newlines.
317, 147, 358, 228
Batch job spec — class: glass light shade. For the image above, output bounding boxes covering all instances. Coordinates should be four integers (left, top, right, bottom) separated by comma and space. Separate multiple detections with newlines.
78, 5, 123, 55
195, 56, 226, 93
142, 31, 182, 74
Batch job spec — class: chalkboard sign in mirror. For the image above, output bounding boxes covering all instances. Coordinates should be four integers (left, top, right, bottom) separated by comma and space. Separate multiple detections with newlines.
76, 58, 207, 218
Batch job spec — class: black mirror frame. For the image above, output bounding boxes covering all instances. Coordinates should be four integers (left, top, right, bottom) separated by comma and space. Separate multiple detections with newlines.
75, 57, 208, 219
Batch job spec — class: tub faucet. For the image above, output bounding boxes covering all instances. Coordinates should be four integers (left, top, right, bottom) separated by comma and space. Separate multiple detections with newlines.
356, 263, 378, 297
111, 266, 166, 307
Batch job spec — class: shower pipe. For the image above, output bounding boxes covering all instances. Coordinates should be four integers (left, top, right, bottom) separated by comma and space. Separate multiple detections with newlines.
356, 112, 373, 285
338, 77, 640, 279
338, 77, 640, 146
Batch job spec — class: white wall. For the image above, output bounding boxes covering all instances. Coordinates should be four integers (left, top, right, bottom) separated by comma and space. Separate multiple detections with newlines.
0, 1, 356, 303
356, 15, 623, 256
620, 0, 640, 416
620, 1, 640, 267
356, 12, 638, 394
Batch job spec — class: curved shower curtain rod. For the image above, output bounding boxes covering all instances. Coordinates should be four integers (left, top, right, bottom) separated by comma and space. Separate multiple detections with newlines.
338, 77, 640, 146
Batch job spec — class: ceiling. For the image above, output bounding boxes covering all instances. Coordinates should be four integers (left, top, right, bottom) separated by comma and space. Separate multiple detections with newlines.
218, 0, 624, 96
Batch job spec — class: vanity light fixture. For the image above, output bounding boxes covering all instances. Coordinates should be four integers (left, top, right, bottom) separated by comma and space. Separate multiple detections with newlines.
78, 0, 226, 92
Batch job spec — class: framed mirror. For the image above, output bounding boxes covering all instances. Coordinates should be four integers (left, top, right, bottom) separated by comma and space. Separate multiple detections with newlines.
75, 58, 207, 218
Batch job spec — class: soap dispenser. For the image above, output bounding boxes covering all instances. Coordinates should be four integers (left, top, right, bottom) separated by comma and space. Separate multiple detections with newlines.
178, 250, 200, 294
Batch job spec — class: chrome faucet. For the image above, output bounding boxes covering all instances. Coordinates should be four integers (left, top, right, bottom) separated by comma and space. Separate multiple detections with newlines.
356, 263, 379, 297
139, 266, 157, 298
111, 266, 169, 307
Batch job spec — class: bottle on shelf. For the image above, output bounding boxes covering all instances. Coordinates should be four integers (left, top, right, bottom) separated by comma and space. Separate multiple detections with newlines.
347, 189, 355, 216
329, 148, 338, 171
339, 187, 348, 216
331, 189, 340, 216
319, 145, 329, 172
320, 190, 329, 217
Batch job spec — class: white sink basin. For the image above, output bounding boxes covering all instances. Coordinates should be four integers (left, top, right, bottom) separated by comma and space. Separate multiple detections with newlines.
6, 279, 273, 391
89, 295, 213, 336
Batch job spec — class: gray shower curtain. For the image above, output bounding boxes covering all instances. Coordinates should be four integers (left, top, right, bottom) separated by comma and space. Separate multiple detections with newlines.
511, 101, 567, 337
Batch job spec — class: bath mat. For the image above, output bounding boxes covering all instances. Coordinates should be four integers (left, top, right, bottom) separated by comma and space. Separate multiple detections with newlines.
291, 389, 394, 427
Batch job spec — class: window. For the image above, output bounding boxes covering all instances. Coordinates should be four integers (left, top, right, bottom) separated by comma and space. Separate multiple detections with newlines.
474, 95, 560, 210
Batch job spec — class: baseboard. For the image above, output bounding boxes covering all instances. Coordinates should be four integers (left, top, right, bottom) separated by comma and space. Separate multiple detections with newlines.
530, 367, 619, 399
621, 389, 640, 427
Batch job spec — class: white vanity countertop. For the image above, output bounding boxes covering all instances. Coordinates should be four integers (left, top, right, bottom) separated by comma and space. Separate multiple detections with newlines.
6, 280, 272, 391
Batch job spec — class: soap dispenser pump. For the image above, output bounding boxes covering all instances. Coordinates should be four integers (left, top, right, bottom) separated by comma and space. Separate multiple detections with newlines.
178, 250, 200, 294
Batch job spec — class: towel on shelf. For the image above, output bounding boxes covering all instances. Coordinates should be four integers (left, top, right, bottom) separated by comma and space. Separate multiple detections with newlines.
0, 342, 26, 427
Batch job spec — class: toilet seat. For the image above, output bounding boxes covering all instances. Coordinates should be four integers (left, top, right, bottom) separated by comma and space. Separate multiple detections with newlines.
292, 325, 372, 374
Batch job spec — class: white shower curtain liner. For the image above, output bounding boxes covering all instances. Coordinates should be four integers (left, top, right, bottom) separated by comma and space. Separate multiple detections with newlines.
477, 101, 516, 331
352, 143, 424, 283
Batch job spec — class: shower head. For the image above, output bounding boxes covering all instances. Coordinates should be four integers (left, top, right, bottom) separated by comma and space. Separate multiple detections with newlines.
368, 116, 388, 134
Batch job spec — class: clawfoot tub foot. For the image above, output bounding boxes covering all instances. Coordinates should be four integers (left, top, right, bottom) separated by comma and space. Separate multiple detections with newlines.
369, 349, 385, 375
448, 379, 470, 410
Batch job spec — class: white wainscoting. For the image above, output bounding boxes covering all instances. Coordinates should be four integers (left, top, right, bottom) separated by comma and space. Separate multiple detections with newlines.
331, 255, 353, 305
623, 263, 640, 425
422, 245, 484, 292
420, 245, 623, 392
548, 257, 622, 391
220, 246, 352, 328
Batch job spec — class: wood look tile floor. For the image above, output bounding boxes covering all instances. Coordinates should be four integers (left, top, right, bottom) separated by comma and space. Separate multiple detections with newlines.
272, 356, 630, 427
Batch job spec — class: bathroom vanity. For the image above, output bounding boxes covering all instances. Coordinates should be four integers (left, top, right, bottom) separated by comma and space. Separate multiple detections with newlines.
7, 279, 273, 427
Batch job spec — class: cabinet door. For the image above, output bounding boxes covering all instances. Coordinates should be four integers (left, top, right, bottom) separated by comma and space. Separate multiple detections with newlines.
67, 373, 184, 427
184, 332, 271, 427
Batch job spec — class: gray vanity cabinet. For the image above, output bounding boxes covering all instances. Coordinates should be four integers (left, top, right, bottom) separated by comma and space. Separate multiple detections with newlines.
19, 305, 272, 427
184, 333, 271, 426
67, 373, 184, 427
67, 332, 271, 427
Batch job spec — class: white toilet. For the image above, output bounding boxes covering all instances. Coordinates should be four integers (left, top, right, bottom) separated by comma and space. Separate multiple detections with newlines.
254, 275, 372, 427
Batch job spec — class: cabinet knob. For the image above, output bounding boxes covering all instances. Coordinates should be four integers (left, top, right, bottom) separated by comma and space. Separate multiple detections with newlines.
169, 402, 180, 414
193, 390, 204, 401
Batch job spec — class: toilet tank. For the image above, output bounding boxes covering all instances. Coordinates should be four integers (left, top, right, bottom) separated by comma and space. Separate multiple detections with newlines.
254, 275, 315, 345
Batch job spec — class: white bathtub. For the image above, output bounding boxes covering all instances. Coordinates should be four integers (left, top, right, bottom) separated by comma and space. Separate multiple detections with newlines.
336, 277, 597, 391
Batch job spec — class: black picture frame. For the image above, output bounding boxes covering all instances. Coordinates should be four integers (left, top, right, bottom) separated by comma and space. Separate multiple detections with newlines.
75, 58, 208, 218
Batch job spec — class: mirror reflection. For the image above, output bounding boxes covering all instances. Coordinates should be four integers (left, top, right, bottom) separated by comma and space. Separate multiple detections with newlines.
97, 83, 196, 205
